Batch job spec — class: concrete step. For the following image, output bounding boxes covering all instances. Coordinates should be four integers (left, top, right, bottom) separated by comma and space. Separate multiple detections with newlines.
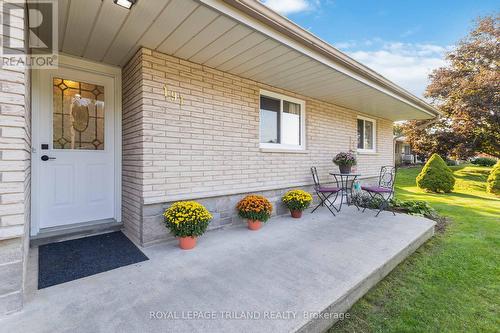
30, 219, 123, 247
295, 222, 435, 333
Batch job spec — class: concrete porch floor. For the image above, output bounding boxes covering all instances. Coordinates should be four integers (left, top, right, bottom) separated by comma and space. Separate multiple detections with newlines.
1, 207, 435, 333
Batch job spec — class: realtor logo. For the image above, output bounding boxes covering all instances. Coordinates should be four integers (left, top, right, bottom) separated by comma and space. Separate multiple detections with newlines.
1, 0, 58, 68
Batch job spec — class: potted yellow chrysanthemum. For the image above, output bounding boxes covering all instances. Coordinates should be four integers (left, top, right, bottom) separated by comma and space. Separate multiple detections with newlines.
163, 201, 212, 250
282, 189, 313, 218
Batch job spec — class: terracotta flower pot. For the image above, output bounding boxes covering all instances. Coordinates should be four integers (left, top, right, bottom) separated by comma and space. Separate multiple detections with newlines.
290, 210, 303, 218
178, 236, 197, 250
247, 219, 262, 230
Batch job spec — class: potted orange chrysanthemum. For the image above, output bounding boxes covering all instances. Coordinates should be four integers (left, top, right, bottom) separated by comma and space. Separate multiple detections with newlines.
236, 195, 273, 230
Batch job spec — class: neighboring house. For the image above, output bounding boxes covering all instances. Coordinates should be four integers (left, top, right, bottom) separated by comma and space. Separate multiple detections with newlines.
473, 153, 497, 160
0, 0, 439, 315
394, 136, 421, 165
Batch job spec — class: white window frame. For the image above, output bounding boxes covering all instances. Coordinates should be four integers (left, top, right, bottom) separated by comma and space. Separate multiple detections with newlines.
404, 144, 411, 155
259, 90, 306, 151
357, 115, 377, 153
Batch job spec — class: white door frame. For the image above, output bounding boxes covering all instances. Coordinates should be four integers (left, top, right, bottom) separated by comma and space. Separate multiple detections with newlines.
31, 54, 122, 236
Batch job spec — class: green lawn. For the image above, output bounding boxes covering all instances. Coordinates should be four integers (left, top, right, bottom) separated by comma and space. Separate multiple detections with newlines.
331, 165, 500, 332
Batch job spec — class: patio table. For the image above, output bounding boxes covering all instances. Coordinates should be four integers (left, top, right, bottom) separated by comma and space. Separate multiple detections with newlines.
329, 172, 361, 211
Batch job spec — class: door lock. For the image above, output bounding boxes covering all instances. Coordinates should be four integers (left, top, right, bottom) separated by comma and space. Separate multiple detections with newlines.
41, 155, 56, 161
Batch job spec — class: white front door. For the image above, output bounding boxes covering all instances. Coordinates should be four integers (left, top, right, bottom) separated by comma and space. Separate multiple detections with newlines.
34, 67, 116, 229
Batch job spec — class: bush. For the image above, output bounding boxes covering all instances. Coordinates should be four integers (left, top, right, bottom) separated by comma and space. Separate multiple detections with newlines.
163, 201, 212, 238
390, 198, 436, 217
487, 161, 500, 195
351, 192, 384, 209
472, 157, 497, 167
351, 194, 437, 217
282, 189, 313, 211
416, 153, 455, 193
445, 159, 457, 166
237, 195, 273, 222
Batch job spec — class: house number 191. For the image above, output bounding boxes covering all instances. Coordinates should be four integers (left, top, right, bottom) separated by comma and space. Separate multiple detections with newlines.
163, 85, 184, 106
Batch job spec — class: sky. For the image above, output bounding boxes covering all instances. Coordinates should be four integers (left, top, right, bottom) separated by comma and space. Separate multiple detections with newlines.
260, 0, 499, 98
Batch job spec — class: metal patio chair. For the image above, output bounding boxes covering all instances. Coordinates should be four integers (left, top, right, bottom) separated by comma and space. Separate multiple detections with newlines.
361, 166, 397, 217
311, 167, 341, 216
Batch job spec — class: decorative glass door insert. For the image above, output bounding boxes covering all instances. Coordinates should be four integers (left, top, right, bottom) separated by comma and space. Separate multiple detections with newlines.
52, 78, 105, 150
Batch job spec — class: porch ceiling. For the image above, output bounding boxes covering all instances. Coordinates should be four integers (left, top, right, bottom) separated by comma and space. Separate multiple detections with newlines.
53, 0, 438, 121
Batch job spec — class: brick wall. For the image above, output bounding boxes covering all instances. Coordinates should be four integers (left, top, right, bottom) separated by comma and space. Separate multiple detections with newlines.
121, 49, 145, 245
122, 48, 394, 245
0, 2, 31, 315
140, 48, 393, 203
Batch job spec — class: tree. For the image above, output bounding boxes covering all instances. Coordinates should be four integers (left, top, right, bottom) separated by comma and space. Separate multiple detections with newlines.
402, 119, 457, 160
404, 14, 500, 159
393, 123, 404, 137
416, 153, 455, 193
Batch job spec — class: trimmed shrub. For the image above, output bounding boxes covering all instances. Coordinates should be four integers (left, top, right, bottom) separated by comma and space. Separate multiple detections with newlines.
487, 161, 500, 195
416, 153, 455, 193
472, 157, 497, 167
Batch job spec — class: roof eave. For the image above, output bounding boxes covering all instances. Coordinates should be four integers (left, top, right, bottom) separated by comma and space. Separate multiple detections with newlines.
217, 0, 441, 118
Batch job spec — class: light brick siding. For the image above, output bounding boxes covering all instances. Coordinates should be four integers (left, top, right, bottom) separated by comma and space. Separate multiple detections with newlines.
122, 50, 145, 245
122, 48, 393, 245
0, 3, 31, 315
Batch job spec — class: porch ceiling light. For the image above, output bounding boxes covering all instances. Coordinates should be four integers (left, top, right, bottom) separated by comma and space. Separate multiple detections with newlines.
113, 0, 136, 9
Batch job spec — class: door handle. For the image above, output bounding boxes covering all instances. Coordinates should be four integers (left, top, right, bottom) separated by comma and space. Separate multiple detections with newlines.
41, 155, 56, 161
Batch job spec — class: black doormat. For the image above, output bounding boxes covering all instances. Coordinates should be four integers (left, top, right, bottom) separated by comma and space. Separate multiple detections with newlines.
38, 231, 148, 289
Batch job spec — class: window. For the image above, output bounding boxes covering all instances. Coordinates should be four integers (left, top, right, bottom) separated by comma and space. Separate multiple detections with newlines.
53, 78, 105, 150
260, 91, 305, 150
357, 117, 376, 152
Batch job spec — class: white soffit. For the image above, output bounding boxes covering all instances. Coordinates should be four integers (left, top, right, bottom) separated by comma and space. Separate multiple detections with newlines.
54, 0, 438, 121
